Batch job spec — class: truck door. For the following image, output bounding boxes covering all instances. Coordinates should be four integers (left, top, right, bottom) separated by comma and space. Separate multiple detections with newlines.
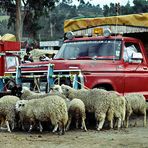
123, 41, 148, 97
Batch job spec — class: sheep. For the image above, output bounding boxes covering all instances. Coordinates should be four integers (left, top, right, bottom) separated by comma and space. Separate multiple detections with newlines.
15, 95, 68, 135
15, 99, 43, 132
66, 98, 87, 131
21, 86, 65, 100
124, 93, 146, 128
107, 91, 126, 129
0, 95, 20, 132
20, 87, 49, 100
61, 84, 125, 131
51, 85, 87, 131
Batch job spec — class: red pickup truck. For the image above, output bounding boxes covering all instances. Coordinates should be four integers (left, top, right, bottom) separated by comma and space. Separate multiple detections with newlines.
8, 13, 148, 100
19, 31, 148, 100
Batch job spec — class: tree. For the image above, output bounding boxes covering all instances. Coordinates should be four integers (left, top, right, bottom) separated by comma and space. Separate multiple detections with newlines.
77, 2, 103, 18
133, 0, 148, 13
16, 0, 21, 41
103, 5, 110, 16
120, 1, 133, 15
38, 2, 78, 40
0, 0, 60, 41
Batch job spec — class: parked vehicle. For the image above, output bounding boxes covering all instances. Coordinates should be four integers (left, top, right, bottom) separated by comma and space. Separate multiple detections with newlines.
8, 13, 148, 100
0, 40, 21, 96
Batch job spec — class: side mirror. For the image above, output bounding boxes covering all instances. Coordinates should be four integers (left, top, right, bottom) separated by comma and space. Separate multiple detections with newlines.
130, 52, 143, 63
131, 52, 142, 59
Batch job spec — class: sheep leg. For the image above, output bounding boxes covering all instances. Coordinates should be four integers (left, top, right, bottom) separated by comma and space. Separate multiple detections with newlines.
81, 118, 87, 131
39, 122, 43, 132
109, 119, 113, 129
28, 120, 35, 132
76, 119, 79, 129
96, 113, 106, 131
107, 110, 114, 129
113, 119, 117, 129
62, 122, 65, 135
125, 116, 129, 128
0, 117, 6, 130
28, 124, 33, 132
58, 122, 65, 135
5, 120, 11, 133
21, 122, 25, 131
117, 118, 122, 130
52, 124, 59, 133
11, 121, 15, 131
143, 110, 147, 127
97, 118, 105, 131
66, 116, 72, 131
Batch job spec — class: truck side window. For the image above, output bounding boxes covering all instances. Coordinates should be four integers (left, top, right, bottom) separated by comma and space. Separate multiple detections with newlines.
123, 42, 142, 62
5, 56, 19, 69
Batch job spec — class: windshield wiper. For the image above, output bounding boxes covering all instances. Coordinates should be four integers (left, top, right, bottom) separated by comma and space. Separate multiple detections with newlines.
92, 56, 117, 60
53, 58, 65, 60
67, 57, 77, 60
76, 56, 93, 60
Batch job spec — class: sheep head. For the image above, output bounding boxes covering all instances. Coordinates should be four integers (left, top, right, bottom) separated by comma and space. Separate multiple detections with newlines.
61, 84, 73, 97
50, 85, 63, 94
15, 100, 28, 112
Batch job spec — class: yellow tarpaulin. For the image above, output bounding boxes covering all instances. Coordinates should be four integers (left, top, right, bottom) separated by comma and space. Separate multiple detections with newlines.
0, 33, 16, 41
64, 13, 148, 33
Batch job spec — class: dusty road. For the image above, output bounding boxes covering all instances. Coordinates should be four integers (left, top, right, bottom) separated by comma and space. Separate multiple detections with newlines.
0, 117, 148, 148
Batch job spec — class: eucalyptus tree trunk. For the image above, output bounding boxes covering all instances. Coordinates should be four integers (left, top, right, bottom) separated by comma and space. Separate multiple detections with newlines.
16, 0, 22, 41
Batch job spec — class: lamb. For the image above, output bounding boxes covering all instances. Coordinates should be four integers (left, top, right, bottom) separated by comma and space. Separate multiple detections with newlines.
124, 93, 146, 128
15, 95, 68, 135
0, 95, 20, 132
51, 85, 87, 131
61, 84, 125, 131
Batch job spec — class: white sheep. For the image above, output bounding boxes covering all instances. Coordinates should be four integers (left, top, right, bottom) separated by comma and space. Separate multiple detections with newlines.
107, 91, 126, 129
124, 93, 146, 128
0, 95, 20, 132
51, 85, 87, 131
15, 95, 68, 135
66, 98, 87, 131
61, 84, 125, 131
20, 87, 49, 100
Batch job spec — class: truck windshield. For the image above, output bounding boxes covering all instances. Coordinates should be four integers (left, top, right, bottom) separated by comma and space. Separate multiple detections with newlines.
54, 40, 122, 60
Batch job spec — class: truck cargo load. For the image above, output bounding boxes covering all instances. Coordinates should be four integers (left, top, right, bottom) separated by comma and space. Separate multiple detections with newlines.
64, 13, 148, 35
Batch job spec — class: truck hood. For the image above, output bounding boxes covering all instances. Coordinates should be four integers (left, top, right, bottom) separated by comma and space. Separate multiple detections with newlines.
21, 59, 123, 73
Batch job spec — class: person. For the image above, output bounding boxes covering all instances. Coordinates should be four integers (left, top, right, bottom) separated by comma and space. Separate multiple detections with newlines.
26, 46, 33, 53
23, 52, 33, 63
39, 54, 50, 61
123, 45, 138, 62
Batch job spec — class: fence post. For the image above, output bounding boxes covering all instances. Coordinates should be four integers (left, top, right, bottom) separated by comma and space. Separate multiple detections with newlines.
0, 78, 4, 92
16, 66, 22, 86
47, 64, 54, 92
72, 74, 79, 89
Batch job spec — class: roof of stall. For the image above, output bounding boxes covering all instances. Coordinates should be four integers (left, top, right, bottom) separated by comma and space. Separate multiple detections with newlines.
64, 13, 148, 35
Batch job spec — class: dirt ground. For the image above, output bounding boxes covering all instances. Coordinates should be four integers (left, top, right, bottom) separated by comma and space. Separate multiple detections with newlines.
0, 116, 148, 148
